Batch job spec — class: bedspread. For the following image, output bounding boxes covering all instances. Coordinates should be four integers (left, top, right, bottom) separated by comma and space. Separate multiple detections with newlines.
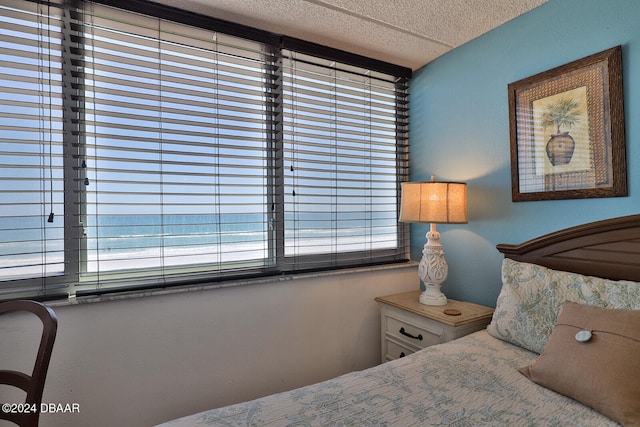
158, 330, 617, 426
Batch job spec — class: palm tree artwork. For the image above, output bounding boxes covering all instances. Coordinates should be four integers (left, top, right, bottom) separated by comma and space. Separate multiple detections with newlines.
540, 97, 582, 166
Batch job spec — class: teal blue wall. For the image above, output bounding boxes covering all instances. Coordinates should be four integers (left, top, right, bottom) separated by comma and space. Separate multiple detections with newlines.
409, 0, 640, 307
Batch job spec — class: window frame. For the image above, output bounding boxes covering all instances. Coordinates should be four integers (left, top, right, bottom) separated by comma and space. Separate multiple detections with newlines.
0, 0, 411, 301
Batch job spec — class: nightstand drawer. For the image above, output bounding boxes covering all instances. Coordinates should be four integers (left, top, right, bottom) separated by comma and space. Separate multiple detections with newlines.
384, 313, 443, 349
384, 339, 414, 361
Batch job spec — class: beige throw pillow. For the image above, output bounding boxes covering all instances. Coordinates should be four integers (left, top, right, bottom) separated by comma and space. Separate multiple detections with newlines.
520, 301, 640, 426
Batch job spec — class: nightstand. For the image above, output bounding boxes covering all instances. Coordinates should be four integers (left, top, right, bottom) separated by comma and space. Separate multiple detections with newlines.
375, 290, 494, 363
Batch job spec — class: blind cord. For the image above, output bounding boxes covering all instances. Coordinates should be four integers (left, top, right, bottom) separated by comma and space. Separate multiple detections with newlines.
47, 2, 55, 223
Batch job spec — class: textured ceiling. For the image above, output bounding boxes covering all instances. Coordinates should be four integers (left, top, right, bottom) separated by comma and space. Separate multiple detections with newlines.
149, 0, 548, 70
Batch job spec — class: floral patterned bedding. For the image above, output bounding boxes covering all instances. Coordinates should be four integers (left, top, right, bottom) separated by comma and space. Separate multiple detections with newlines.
157, 330, 617, 426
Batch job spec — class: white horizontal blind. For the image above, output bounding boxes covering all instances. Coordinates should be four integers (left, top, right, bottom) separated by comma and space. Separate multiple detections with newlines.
282, 51, 408, 270
76, 3, 272, 290
0, 0, 409, 300
0, 0, 68, 298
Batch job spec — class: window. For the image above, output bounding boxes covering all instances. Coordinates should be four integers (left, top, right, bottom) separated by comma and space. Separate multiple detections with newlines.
0, 0, 410, 301
79, 5, 273, 292
282, 51, 404, 269
0, 0, 67, 297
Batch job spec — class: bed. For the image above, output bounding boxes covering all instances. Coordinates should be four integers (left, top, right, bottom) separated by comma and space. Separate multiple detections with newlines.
158, 214, 640, 426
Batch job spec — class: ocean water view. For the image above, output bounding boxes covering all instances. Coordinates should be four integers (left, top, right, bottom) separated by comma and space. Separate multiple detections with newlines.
1, 213, 398, 280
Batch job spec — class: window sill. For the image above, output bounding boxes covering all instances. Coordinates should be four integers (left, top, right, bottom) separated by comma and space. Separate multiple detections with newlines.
48, 261, 418, 307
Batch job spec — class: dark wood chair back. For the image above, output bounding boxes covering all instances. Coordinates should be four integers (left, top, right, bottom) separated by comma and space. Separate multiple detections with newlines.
0, 300, 58, 427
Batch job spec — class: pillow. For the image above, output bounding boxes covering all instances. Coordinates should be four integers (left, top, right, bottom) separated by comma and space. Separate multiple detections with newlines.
519, 301, 640, 426
487, 258, 640, 353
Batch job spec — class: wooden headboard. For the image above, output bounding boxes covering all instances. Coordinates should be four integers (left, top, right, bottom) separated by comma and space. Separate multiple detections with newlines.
496, 214, 640, 282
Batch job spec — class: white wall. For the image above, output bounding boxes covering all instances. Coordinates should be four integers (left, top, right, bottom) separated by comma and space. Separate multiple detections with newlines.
0, 264, 417, 427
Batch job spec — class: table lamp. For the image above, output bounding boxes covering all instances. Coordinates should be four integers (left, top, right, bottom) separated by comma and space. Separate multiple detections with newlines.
399, 176, 467, 305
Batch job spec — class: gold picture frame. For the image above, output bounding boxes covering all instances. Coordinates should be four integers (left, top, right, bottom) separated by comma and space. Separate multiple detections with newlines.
508, 46, 627, 202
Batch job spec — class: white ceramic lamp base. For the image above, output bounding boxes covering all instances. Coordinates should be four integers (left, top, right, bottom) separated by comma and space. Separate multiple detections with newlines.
419, 284, 447, 306
418, 224, 449, 306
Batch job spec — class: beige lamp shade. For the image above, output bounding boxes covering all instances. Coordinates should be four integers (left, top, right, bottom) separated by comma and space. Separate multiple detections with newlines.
399, 181, 467, 224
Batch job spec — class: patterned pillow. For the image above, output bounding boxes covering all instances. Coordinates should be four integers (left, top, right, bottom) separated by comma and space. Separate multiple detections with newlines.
486, 258, 640, 354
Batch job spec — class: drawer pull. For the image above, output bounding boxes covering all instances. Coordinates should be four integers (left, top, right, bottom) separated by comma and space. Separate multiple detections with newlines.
399, 327, 423, 341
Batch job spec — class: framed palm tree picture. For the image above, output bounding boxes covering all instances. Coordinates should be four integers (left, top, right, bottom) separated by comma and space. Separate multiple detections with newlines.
508, 46, 627, 202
